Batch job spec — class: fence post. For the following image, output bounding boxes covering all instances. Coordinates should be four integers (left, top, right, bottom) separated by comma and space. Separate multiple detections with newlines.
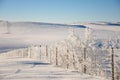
46, 45, 48, 57
40, 45, 41, 60
84, 47, 87, 73
73, 53, 75, 69
111, 47, 114, 80
50, 50, 51, 63
56, 47, 58, 65
67, 49, 69, 69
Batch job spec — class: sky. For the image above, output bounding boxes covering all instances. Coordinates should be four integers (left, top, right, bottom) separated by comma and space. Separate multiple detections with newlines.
0, 0, 120, 23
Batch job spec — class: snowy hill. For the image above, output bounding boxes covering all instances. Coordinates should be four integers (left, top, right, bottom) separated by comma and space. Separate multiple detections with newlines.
0, 20, 86, 53
72, 22, 120, 31
0, 20, 120, 53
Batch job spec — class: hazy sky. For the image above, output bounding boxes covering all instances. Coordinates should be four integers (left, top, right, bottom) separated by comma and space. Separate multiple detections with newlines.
0, 0, 120, 23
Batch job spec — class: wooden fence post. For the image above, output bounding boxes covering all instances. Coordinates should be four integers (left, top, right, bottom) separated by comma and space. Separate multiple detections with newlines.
84, 47, 87, 73
56, 47, 58, 65
73, 53, 75, 69
67, 49, 69, 69
111, 47, 114, 80
46, 45, 48, 57
40, 45, 41, 60
50, 50, 51, 63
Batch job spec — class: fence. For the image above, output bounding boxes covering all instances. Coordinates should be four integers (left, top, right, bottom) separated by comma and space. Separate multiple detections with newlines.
0, 45, 120, 80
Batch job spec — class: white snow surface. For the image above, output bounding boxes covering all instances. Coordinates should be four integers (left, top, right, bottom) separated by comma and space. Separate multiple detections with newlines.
0, 20, 120, 80
0, 57, 107, 80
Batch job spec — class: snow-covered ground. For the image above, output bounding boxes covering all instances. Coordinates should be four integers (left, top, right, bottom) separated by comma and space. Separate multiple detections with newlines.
0, 57, 108, 80
0, 21, 120, 53
0, 20, 85, 53
0, 20, 120, 80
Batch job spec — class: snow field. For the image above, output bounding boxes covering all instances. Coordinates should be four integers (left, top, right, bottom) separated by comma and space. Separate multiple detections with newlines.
0, 21, 120, 80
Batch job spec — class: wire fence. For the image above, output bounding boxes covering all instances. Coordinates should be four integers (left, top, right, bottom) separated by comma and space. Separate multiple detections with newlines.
0, 45, 120, 80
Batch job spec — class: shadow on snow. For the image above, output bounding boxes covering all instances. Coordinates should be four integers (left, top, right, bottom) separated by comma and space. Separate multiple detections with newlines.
19, 61, 50, 65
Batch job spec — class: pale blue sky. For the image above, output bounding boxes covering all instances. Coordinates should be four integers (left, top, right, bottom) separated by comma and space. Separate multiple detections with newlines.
0, 0, 120, 23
